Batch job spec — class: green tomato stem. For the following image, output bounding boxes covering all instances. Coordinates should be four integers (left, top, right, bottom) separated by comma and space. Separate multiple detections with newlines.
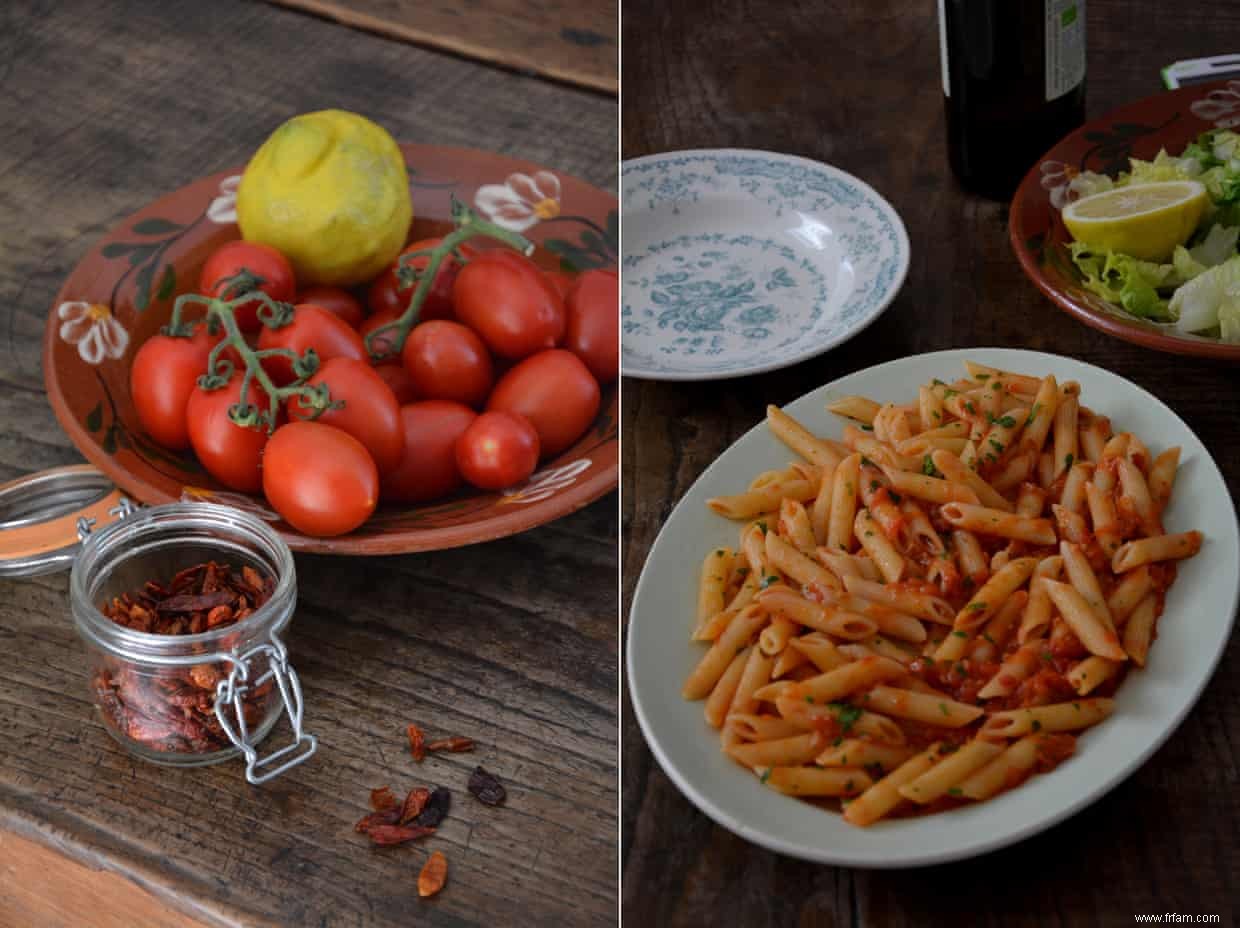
363, 197, 534, 361
167, 291, 336, 433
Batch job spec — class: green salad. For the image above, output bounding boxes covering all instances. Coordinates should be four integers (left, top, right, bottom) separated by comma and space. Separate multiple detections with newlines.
1063, 129, 1240, 341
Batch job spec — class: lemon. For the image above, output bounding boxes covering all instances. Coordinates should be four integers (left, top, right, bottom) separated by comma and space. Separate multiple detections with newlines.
237, 110, 412, 286
1062, 180, 1208, 261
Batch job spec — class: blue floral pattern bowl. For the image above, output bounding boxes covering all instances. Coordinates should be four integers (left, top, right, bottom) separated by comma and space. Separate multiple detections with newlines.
621, 149, 909, 380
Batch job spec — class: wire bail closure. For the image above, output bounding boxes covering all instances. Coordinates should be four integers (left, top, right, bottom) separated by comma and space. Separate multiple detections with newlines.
214, 638, 318, 784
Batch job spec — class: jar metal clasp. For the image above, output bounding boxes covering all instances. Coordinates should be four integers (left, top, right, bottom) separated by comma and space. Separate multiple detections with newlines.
215, 637, 318, 784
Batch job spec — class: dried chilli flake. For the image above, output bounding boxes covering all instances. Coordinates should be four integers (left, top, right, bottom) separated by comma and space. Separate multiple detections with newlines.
366, 823, 436, 846
407, 723, 427, 763
467, 766, 506, 806
94, 560, 275, 755
370, 786, 400, 812
426, 737, 474, 754
399, 787, 431, 825
411, 787, 451, 828
418, 851, 448, 898
354, 808, 401, 834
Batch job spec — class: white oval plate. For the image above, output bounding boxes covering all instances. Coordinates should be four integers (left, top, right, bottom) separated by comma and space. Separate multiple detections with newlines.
626, 348, 1239, 866
620, 149, 910, 380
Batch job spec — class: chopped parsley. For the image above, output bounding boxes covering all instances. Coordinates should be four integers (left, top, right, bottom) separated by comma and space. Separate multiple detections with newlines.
714, 549, 725, 557
759, 769, 772, 784
968, 601, 987, 611
932, 378, 946, 386
1027, 404, 1042, 426
833, 736, 844, 746
859, 423, 874, 431
981, 632, 996, 645
1032, 719, 1043, 732
805, 694, 815, 703
869, 479, 881, 492
1064, 453, 1074, 468
954, 661, 968, 676
922, 455, 941, 477
932, 410, 942, 420
756, 520, 768, 534
939, 702, 950, 716
859, 456, 875, 468
888, 491, 902, 504
989, 439, 1005, 453
975, 373, 990, 381
736, 567, 750, 577
845, 779, 855, 792
965, 400, 976, 414
865, 530, 875, 538
943, 388, 959, 399
952, 630, 968, 638
947, 787, 963, 797
1073, 702, 1082, 711
830, 702, 863, 732
1040, 651, 1053, 663
759, 574, 779, 590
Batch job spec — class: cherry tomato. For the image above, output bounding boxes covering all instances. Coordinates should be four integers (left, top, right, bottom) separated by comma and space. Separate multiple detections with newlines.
200, 241, 296, 333
564, 270, 619, 383
545, 271, 576, 302
131, 326, 221, 450
486, 349, 600, 458
372, 362, 419, 404
367, 238, 472, 322
455, 411, 540, 490
297, 285, 365, 330
257, 303, 367, 385
263, 421, 378, 537
186, 374, 270, 493
452, 250, 566, 359
358, 308, 402, 359
291, 357, 404, 474
401, 320, 493, 407
381, 401, 477, 503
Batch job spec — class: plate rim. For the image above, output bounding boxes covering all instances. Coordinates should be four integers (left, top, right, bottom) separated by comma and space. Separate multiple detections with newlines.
1008, 80, 1240, 362
625, 346, 1240, 867
620, 147, 911, 381
42, 142, 619, 555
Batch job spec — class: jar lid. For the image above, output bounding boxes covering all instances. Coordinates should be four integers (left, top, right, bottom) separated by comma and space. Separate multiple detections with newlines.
0, 465, 136, 577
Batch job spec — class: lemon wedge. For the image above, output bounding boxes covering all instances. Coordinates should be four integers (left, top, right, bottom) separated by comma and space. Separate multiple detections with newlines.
237, 110, 412, 286
1062, 180, 1208, 262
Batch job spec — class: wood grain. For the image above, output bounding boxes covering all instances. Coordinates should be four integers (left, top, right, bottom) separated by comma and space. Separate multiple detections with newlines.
621, 1, 1240, 925
262, 0, 618, 94
0, 830, 209, 928
0, 0, 617, 925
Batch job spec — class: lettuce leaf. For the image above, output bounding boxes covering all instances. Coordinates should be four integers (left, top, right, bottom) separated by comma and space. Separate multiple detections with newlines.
1068, 242, 1178, 320
1219, 297, 1240, 343
1168, 254, 1240, 333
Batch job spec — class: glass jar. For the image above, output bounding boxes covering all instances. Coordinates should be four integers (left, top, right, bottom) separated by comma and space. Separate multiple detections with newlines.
68, 501, 316, 782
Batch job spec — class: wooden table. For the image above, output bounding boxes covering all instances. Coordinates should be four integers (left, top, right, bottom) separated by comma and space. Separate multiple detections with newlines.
0, 1, 616, 926
622, 2, 1240, 924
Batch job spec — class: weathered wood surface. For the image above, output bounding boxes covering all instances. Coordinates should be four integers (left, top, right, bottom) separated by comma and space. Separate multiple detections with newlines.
263, 0, 618, 94
0, 1, 617, 925
621, 1, 1240, 925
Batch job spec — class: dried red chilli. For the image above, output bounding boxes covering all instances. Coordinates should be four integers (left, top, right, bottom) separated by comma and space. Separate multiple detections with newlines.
370, 786, 399, 812
399, 787, 431, 825
407, 723, 427, 762
426, 736, 474, 754
93, 561, 276, 754
354, 808, 401, 834
366, 823, 436, 846
468, 766, 506, 806
410, 787, 451, 828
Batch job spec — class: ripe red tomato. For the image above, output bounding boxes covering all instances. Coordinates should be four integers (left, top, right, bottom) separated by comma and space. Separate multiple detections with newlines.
367, 238, 472, 322
564, 270, 619, 383
291, 357, 404, 474
452, 250, 566, 359
297, 285, 365, 330
455, 411, 540, 490
262, 421, 378, 537
257, 303, 367, 385
372, 362, 418, 404
131, 326, 221, 450
487, 349, 600, 458
401, 320, 493, 407
200, 241, 296, 333
186, 374, 270, 493
545, 271, 576, 301
358, 308, 402, 359
381, 401, 477, 503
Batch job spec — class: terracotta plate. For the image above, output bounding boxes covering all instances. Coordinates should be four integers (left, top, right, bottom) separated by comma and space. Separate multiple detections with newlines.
1010, 79, 1240, 360
43, 145, 618, 554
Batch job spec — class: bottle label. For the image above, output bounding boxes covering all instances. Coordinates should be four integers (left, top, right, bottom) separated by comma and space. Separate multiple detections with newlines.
1045, 0, 1086, 101
937, 0, 950, 97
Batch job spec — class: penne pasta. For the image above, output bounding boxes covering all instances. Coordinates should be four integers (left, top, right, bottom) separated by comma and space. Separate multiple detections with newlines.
704, 647, 750, 728
759, 765, 872, 797
826, 454, 862, 553
809, 461, 836, 546
844, 744, 943, 826
958, 735, 1045, 800
1066, 655, 1122, 696
1147, 447, 1180, 510
861, 686, 985, 727
816, 739, 914, 772
766, 405, 843, 468
707, 480, 818, 519
1042, 580, 1126, 660
898, 739, 1004, 804
931, 449, 1014, 512
1122, 594, 1158, 666
854, 509, 905, 583
826, 395, 881, 424
980, 699, 1114, 738
952, 557, 1037, 631
940, 502, 1056, 546
765, 530, 841, 592
727, 731, 826, 768
725, 714, 805, 743
842, 574, 955, 625
1112, 531, 1203, 572
695, 547, 733, 638
684, 605, 768, 700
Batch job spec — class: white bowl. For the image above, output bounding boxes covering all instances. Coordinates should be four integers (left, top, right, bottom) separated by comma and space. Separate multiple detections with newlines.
626, 347, 1239, 866
620, 149, 909, 380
